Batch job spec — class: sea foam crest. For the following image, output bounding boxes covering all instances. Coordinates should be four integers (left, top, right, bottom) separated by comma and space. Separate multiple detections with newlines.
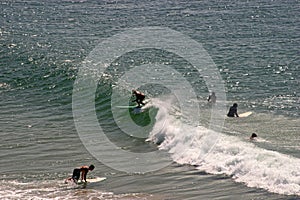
148, 98, 300, 196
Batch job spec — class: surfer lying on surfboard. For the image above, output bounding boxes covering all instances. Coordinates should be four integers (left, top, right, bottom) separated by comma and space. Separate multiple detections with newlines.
132, 89, 146, 107
65, 165, 95, 184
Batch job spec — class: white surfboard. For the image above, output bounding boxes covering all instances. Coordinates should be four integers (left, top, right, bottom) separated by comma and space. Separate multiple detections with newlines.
77, 177, 106, 184
239, 111, 253, 118
132, 107, 143, 114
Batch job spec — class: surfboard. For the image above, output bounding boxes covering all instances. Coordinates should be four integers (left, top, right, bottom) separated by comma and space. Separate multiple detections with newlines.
239, 111, 253, 118
132, 107, 143, 114
77, 177, 106, 185
116, 99, 150, 109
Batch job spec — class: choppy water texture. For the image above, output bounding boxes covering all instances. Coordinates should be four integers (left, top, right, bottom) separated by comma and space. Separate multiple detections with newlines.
0, 0, 299, 199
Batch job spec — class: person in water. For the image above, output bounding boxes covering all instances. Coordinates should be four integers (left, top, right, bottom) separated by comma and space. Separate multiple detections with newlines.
207, 92, 216, 104
65, 165, 95, 184
132, 89, 145, 107
250, 133, 258, 140
227, 103, 239, 117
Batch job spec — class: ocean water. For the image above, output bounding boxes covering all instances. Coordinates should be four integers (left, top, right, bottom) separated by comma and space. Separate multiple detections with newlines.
0, 0, 299, 199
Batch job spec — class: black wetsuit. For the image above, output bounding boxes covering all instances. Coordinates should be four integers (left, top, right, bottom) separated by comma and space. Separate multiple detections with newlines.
227, 106, 238, 117
72, 168, 81, 181
133, 92, 145, 106
72, 168, 88, 181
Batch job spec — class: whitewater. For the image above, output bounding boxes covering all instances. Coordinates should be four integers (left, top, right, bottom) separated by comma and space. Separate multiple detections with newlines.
147, 98, 300, 196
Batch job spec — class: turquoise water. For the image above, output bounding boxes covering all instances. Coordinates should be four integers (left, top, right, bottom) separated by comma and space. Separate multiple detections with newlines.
0, 0, 299, 199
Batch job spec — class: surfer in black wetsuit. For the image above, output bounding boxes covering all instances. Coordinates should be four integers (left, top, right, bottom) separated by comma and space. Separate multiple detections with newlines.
207, 92, 216, 104
227, 103, 239, 117
132, 89, 145, 107
65, 165, 95, 184
250, 133, 258, 140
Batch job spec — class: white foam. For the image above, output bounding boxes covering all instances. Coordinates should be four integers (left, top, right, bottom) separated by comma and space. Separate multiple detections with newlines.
0, 180, 155, 200
148, 98, 300, 196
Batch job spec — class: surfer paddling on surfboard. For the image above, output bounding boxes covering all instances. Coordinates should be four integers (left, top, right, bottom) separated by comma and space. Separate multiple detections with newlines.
65, 165, 95, 184
132, 89, 145, 107
227, 103, 239, 117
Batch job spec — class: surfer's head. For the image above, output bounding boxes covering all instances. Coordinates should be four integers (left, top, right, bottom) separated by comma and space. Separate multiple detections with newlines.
233, 103, 238, 107
89, 165, 95, 171
251, 133, 257, 138
250, 133, 257, 140
132, 89, 137, 94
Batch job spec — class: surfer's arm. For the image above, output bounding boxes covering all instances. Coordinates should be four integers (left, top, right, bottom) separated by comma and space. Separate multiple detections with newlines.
132, 94, 137, 102
81, 170, 87, 182
80, 166, 89, 182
